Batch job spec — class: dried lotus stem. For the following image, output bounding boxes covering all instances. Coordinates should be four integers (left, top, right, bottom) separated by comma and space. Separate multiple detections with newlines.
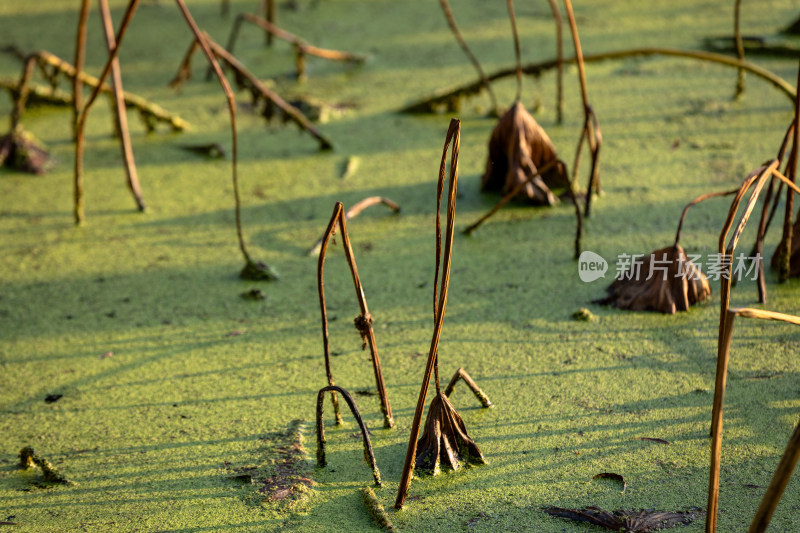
396, 118, 464, 508
317, 202, 394, 428
439, 0, 498, 115
444, 367, 493, 408
98, 0, 145, 212
706, 158, 800, 532
547, 0, 564, 123
315, 385, 381, 486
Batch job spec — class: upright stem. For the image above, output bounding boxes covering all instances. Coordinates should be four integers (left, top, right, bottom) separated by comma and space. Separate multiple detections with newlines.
74, 0, 141, 225
546, 0, 564, 123
98, 0, 145, 212
777, 64, 800, 281
73, 0, 91, 141
563, 0, 589, 111
396, 118, 460, 509
734, 0, 746, 99
506, 0, 522, 102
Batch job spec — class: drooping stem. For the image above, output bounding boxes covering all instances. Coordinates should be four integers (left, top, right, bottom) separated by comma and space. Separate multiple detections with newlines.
307, 196, 400, 256
396, 118, 460, 509
315, 385, 381, 486
401, 47, 796, 115
506, 0, 522, 102
439, 0, 498, 115
98, 0, 145, 212
674, 188, 740, 247
173, 2, 255, 268
444, 367, 493, 408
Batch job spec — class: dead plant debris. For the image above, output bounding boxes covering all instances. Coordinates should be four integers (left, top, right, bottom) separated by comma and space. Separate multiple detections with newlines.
543, 506, 704, 532
18, 447, 73, 485
226, 420, 314, 507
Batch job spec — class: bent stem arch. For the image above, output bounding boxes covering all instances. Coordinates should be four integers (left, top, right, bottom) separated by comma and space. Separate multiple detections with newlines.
315, 385, 381, 486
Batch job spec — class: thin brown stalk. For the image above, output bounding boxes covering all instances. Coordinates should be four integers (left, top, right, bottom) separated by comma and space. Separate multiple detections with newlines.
173, 1, 265, 279
776, 64, 800, 282
563, 0, 601, 217
73, 0, 90, 141
734, 0, 746, 99
439, 0, 498, 115
98, 0, 145, 212
444, 367, 493, 408
506, 0, 522, 102
263, 0, 275, 46
747, 417, 800, 532
193, 35, 333, 150
706, 160, 800, 533
547, 0, 564, 123
317, 202, 394, 429
10, 56, 37, 129
218, 12, 365, 82
315, 385, 381, 486
396, 118, 460, 509
74, 0, 141, 224
463, 159, 561, 236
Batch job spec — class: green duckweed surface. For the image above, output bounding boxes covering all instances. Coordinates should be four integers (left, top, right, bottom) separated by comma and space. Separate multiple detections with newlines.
1, 1, 800, 531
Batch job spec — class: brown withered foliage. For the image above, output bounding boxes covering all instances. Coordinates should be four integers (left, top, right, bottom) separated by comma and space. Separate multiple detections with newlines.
415, 392, 485, 475
543, 506, 703, 532
595, 244, 710, 314
0, 127, 50, 175
481, 101, 569, 205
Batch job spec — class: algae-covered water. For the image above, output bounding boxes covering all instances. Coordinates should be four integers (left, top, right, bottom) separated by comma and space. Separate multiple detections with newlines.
1, 1, 800, 531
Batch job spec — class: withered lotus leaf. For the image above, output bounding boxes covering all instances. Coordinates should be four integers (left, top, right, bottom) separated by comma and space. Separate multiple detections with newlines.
415, 392, 485, 475
595, 244, 710, 314
481, 101, 569, 205
0, 127, 50, 175
543, 506, 703, 532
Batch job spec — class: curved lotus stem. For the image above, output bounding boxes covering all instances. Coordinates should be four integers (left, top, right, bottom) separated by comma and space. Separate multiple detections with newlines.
673, 188, 740, 246
317, 202, 394, 428
315, 385, 381, 486
439, 0, 498, 115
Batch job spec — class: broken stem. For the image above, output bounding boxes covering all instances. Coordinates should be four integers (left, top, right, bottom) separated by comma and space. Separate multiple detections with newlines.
444, 367, 493, 408
674, 187, 740, 246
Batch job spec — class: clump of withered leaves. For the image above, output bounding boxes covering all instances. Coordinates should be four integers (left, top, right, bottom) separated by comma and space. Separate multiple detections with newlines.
481, 98, 569, 205
595, 244, 710, 314
543, 506, 703, 532
0, 127, 50, 174
415, 392, 485, 475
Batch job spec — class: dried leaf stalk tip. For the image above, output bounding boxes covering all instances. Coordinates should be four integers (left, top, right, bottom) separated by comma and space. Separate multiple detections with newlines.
361, 487, 395, 531
18, 446, 73, 485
